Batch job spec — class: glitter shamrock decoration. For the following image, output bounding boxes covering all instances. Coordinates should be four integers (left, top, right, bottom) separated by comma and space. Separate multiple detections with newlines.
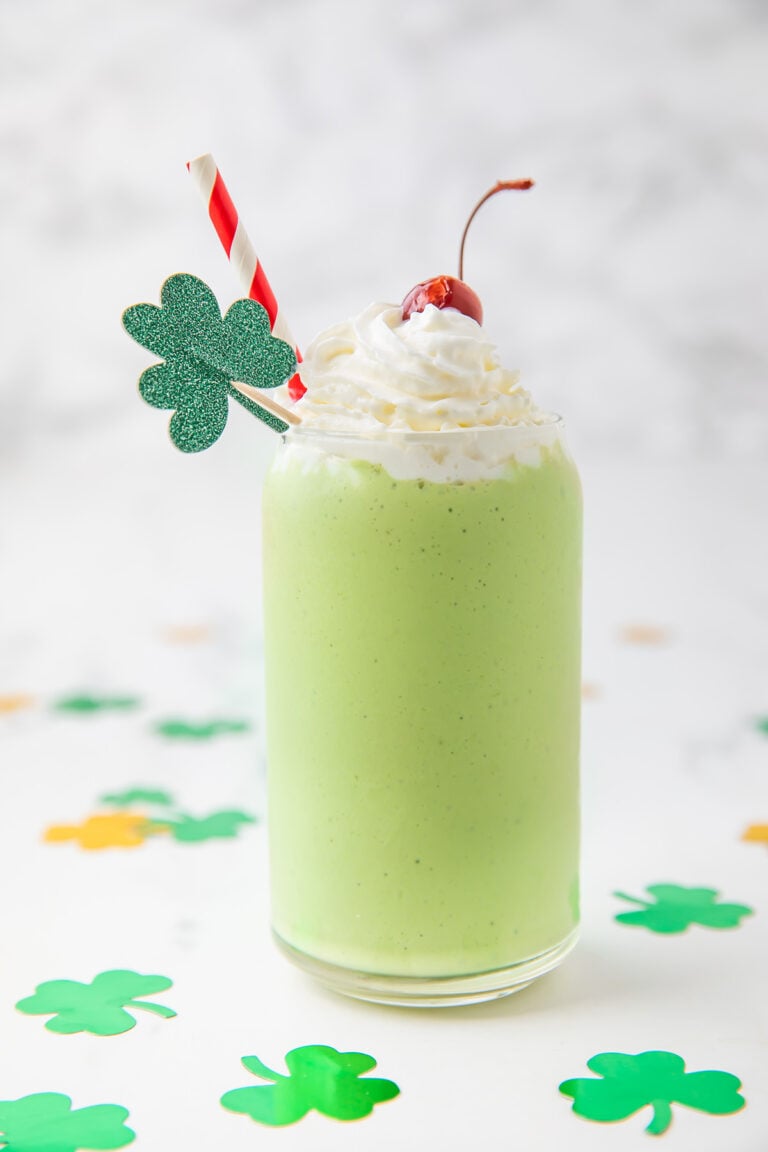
559, 1050, 745, 1135
0, 1093, 135, 1151
122, 273, 296, 449
220, 1045, 400, 1127
16, 970, 176, 1036
613, 884, 753, 933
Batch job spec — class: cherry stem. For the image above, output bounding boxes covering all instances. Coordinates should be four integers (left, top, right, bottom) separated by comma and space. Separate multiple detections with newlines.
458, 179, 534, 282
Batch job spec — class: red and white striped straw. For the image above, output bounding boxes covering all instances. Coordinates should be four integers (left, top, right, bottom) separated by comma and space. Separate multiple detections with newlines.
186, 153, 305, 398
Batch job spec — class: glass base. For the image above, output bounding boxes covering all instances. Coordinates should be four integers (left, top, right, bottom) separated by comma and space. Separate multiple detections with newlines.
273, 927, 579, 1007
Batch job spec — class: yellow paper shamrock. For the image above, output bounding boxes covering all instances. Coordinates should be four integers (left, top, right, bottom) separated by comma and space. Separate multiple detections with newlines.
0, 694, 34, 714
44, 813, 167, 851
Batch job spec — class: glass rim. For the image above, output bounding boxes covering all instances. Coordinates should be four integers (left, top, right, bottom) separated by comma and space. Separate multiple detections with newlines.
285, 414, 564, 444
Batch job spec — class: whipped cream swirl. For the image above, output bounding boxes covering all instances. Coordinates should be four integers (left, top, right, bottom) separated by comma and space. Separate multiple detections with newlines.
294, 302, 539, 431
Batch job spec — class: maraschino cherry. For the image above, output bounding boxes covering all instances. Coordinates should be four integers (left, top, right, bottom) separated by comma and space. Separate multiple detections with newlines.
401, 179, 534, 326
401, 275, 484, 325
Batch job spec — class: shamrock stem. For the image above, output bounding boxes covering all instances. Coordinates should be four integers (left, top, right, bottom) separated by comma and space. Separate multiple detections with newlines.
229, 381, 301, 426
646, 1099, 673, 1135
128, 999, 177, 1019
242, 1054, 283, 1083
613, 891, 651, 908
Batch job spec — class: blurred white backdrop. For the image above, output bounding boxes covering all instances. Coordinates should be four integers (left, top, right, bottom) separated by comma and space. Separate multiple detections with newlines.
2, 0, 767, 455
0, 0, 766, 637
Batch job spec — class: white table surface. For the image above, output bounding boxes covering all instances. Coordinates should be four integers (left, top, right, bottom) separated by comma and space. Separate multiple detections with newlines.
2, 432, 767, 1150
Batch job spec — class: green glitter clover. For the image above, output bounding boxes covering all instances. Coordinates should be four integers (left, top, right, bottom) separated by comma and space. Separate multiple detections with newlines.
613, 884, 754, 933
122, 273, 296, 450
16, 970, 176, 1036
0, 1093, 135, 1150
559, 1050, 745, 1135
220, 1045, 400, 1127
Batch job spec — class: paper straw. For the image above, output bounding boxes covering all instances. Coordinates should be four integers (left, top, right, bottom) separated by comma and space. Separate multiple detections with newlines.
186, 153, 305, 399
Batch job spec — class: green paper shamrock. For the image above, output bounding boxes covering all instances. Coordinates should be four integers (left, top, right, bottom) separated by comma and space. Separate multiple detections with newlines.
559, 1050, 745, 1135
53, 695, 140, 714
149, 810, 257, 843
220, 1045, 400, 1127
153, 718, 250, 740
0, 1093, 135, 1150
100, 788, 173, 808
755, 716, 768, 736
122, 273, 296, 450
16, 970, 176, 1036
614, 884, 754, 933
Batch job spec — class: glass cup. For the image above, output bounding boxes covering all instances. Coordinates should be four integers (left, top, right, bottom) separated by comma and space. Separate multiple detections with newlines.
262, 419, 582, 1006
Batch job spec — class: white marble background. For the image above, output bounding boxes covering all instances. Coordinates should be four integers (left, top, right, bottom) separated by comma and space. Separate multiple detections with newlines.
1, 0, 766, 466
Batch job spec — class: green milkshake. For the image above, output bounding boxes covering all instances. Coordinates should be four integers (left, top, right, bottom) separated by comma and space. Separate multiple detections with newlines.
263, 301, 581, 1005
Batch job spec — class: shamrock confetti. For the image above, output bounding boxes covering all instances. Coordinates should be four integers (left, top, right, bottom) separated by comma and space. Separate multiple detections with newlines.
559, 1050, 745, 1135
613, 884, 754, 933
46, 789, 257, 851
0, 1093, 135, 1151
0, 694, 34, 714
122, 273, 296, 449
220, 1045, 400, 1127
755, 717, 768, 736
16, 970, 176, 1036
149, 811, 257, 843
53, 695, 140, 714
153, 718, 250, 740
100, 789, 174, 808
164, 624, 210, 644
742, 824, 768, 846
619, 624, 669, 645
44, 813, 164, 851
